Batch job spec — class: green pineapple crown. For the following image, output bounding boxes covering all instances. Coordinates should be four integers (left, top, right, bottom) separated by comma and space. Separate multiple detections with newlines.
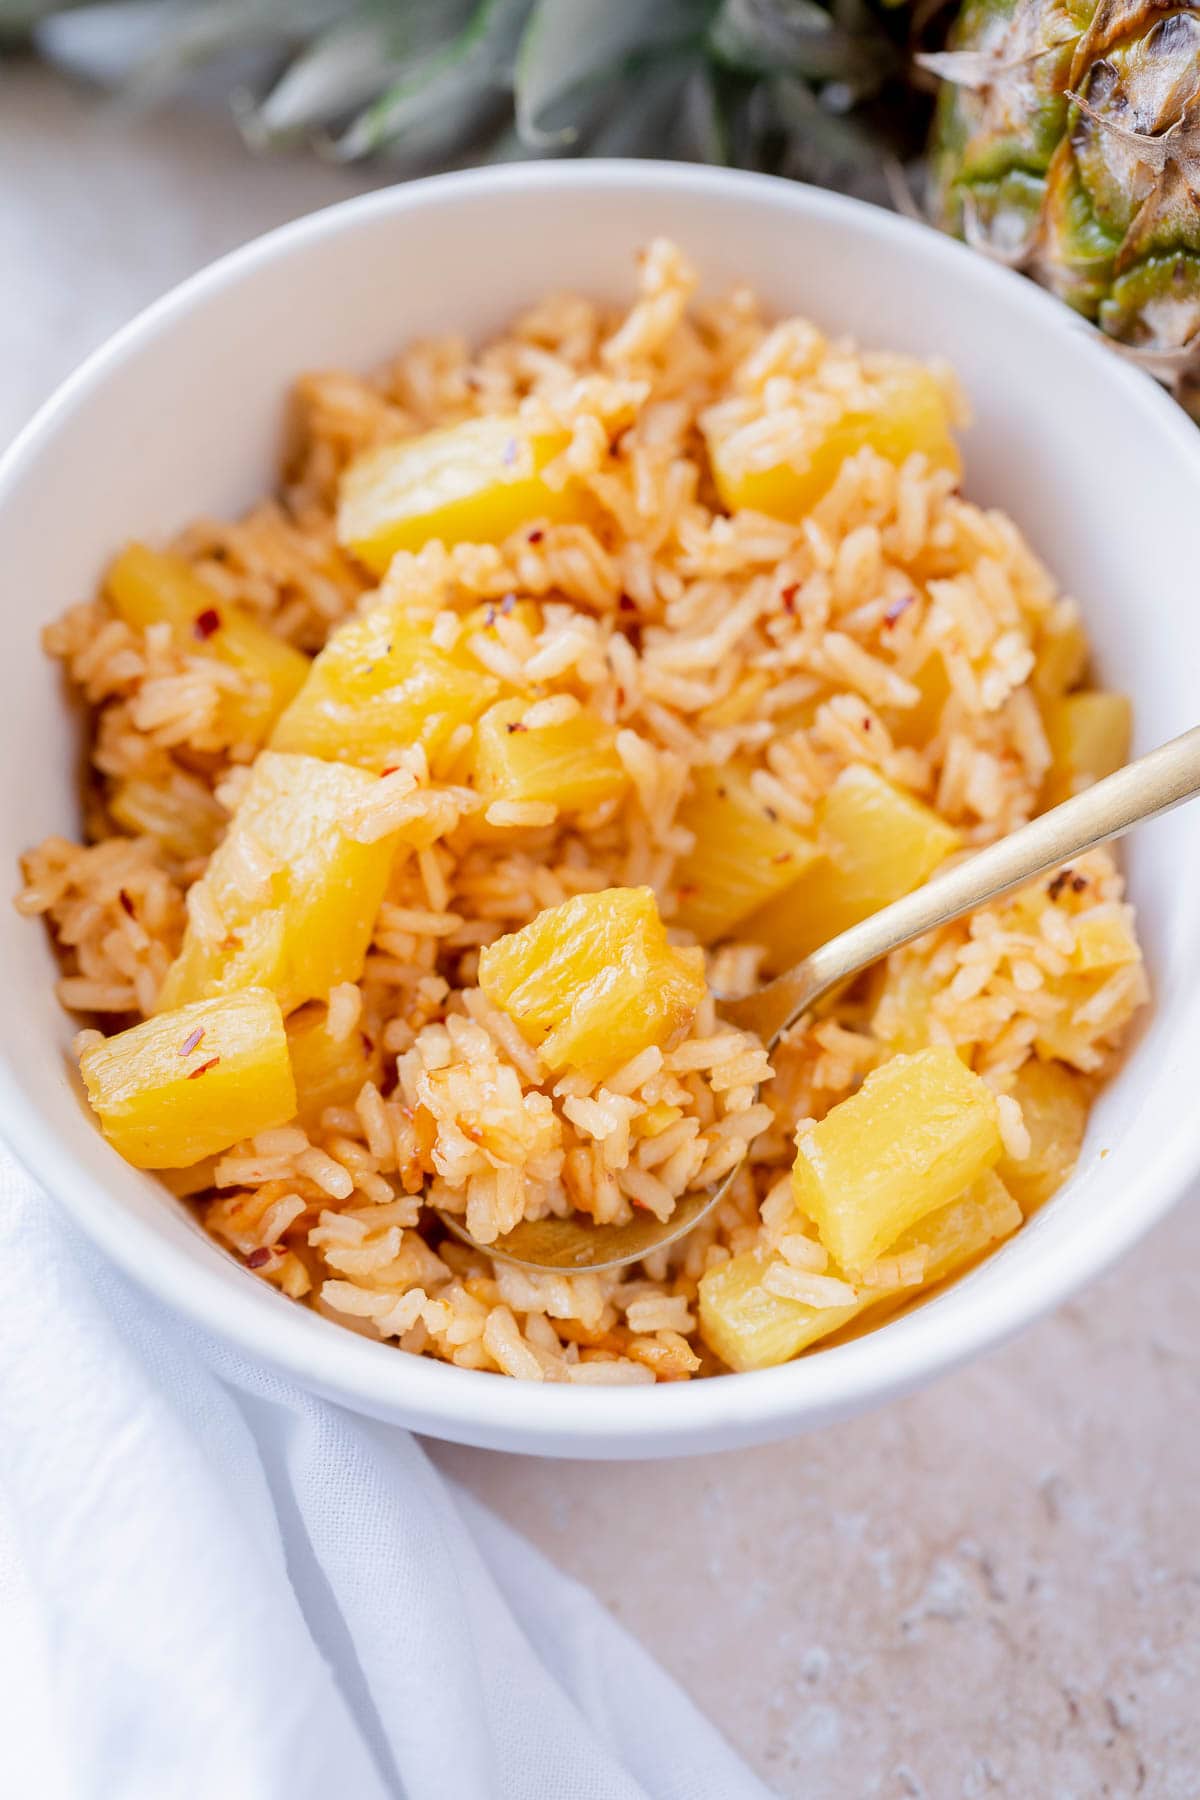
6, 0, 920, 195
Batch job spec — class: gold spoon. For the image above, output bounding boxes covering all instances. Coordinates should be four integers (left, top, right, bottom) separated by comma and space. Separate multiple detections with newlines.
439, 722, 1200, 1274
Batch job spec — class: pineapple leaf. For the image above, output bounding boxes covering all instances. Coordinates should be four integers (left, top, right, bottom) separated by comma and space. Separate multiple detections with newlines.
514, 0, 711, 147
333, 0, 530, 164
34, 0, 344, 99
244, 8, 430, 140
708, 0, 898, 91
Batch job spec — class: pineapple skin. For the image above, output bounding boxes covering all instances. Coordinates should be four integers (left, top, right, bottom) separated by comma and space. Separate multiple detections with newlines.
927, 0, 1200, 372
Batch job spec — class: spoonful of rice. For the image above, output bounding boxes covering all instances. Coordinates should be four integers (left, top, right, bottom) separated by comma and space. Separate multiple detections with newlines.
437, 723, 1200, 1274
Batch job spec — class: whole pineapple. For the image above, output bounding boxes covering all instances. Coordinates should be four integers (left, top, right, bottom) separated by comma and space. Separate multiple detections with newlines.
924, 0, 1200, 393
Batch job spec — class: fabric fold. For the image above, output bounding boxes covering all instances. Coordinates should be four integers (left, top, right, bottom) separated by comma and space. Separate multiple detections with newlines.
0, 1152, 770, 1800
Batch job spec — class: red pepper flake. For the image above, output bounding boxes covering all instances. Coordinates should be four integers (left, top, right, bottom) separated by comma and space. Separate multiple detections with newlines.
499, 592, 517, 616
527, 528, 544, 544
246, 1247, 273, 1270
772, 852, 792, 865
1047, 868, 1074, 901
178, 1025, 205, 1058
618, 592, 638, 614
780, 584, 799, 615
764, 805, 779, 822
380, 765, 399, 778
220, 932, 243, 952
1071, 872, 1088, 893
883, 593, 916, 627
676, 883, 698, 899
193, 607, 221, 641
862, 716, 873, 732
118, 889, 135, 917
505, 720, 529, 734
187, 1056, 220, 1080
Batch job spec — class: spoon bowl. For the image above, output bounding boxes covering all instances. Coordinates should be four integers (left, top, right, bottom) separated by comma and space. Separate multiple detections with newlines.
444, 722, 1200, 1273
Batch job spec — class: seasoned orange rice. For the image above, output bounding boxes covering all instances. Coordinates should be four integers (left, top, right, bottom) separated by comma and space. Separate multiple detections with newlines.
18, 240, 1147, 1383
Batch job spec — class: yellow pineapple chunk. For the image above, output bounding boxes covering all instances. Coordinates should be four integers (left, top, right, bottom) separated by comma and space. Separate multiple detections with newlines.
157, 751, 398, 1015
106, 544, 309, 745
698, 1171, 1021, 1371
698, 1249, 863, 1372
885, 651, 950, 749
1070, 904, 1140, 974
864, 1171, 1023, 1321
270, 598, 497, 772
744, 765, 960, 971
80, 988, 296, 1169
707, 364, 959, 520
1032, 607, 1089, 700
674, 764, 820, 944
338, 416, 584, 574
478, 885, 706, 1081
472, 698, 627, 818
791, 1046, 1003, 1268
998, 1058, 1090, 1213
287, 1004, 376, 1128
109, 774, 227, 864
1041, 691, 1132, 808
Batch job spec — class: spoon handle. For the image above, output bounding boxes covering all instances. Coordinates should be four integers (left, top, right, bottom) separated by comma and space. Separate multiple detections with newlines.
727, 722, 1200, 1047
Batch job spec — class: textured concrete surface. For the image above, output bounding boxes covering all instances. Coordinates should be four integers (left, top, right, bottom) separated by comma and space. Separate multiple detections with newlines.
5, 64, 1198, 1798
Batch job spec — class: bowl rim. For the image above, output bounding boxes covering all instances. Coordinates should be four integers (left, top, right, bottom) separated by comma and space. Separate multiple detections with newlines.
5, 156, 1200, 1451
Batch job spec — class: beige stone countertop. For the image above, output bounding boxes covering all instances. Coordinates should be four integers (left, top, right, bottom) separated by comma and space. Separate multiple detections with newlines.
4, 64, 1198, 1798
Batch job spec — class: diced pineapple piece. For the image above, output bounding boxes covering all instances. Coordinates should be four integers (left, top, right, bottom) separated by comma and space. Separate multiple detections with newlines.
885, 651, 950, 749
698, 1249, 864, 1372
270, 597, 497, 773
159, 1159, 219, 1198
1032, 607, 1089, 700
338, 416, 585, 574
743, 765, 960, 971
108, 774, 227, 864
106, 544, 309, 745
156, 751, 398, 1015
1070, 905, 1140, 974
698, 1170, 1020, 1371
791, 1046, 1002, 1268
997, 1058, 1090, 1213
80, 988, 296, 1169
674, 764, 820, 944
478, 885, 706, 1081
287, 1004, 376, 1128
1041, 691, 1132, 808
472, 698, 627, 818
707, 365, 959, 520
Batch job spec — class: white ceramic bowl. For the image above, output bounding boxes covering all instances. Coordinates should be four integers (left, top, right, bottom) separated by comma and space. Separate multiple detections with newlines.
3, 163, 1198, 1459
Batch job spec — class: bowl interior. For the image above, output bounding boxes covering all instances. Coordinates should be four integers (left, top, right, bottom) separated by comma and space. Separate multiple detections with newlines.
3, 164, 1199, 1457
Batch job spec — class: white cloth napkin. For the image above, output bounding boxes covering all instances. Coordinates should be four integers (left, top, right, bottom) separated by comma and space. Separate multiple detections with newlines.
0, 1149, 772, 1800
